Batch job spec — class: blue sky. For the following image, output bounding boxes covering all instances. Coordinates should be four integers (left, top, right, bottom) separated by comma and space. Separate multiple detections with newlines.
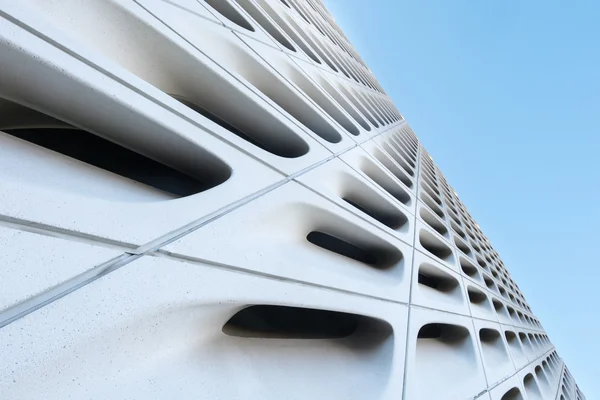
325, 0, 599, 397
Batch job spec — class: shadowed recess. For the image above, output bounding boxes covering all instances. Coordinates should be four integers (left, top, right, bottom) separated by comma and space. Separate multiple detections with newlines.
418, 264, 459, 293
342, 197, 407, 230
204, 0, 255, 31
223, 305, 393, 342
234, 0, 296, 51
419, 230, 454, 262
306, 231, 400, 269
172, 96, 307, 158
5, 128, 220, 197
417, 323, 469, 342
223, 305, 358, 338
468, 287, 488, 305
501, 387, 524, 400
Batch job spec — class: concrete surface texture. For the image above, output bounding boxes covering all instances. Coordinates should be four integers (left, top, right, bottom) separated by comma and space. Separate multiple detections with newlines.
0, 0, 584, 399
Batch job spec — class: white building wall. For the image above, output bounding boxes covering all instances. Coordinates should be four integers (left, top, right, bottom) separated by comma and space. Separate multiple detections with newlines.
0, 0, 583, 399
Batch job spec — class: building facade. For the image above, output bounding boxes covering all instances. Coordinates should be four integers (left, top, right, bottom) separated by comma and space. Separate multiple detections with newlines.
0, 0, 583, 398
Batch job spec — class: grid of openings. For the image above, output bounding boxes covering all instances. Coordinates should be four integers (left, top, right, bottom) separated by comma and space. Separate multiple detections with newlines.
0, 0, 583, 399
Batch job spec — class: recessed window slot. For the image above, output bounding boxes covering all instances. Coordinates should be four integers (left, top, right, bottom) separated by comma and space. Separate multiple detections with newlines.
372, 150, 413, 187
420, 207, 448, 238
419, 230, 454, 263
223, 305, 360, 339
234, 0, 296, 51
204, 0, 255, 31
468, 287, 489, 306
418, 264, 460, 294
306, 231, 401, 269
501, 387, 524, 400
420, 192, 445, 219
342, 197, 407, 230
361, 159, 411, 205
460, 257, 479, 279
454, 236, 471, 255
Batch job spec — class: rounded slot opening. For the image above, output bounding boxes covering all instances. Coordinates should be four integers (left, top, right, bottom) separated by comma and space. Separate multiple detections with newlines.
339, 177, 409, 232
172, 95, 307, 158
25, 0, 314, 156
454, 236, 471, 255
234, 0, 296, 51
255, 0, 321, 63
372, 149, 413, 187
415, 323, 477, 399
280, 62, 358, 136
420, 207, 448, 237
501, 387, 524, 400
204, 0, 255, 31
360, 158, 411, 205
467, 286, 489, 306
314, 75, 371, 131
335, 83, 379, 127
306, 231, 402, 270
0, 99, 230, 201
419, 230, 454, 263
460, 257, 479, 279
418, 263, 461, 297
421, 192, 445, 219
381, 142, 414, 177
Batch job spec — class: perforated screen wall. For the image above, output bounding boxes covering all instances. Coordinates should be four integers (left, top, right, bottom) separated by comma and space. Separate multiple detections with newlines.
0, 0, 584, 399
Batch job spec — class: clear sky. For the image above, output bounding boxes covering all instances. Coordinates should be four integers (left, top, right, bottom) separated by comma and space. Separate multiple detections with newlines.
325, 0, 599, 397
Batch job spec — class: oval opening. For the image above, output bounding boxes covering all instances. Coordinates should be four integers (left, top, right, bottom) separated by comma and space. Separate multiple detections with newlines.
171, 95, 307, 158
5, 127, 215, 198
234, 0, 296, 51
342, 197, 408, 231
492, 299, 506, 315
361, 158, 411, 205
306, 231, 401, 269
204, 0, 255, 31
24, 0, 314, 157
381, 142, 414, 177
415, 323, 477, 399
501, 387, 524, 400
302, 30, 341, 73
421, 192, 445, 219
421, 181, 441, 202
280, 62, 358, 136
418, 323, 469, 341
315, 75, 371, 131
460, 257, 479, 279
372, 150, 413, 187
336, 83, 379, 127
223, 305, 358, 339
451, 221, 467, 239
467, 287, 489, 306
454, 236, 471, 255
418, 264, 460, 295
420, 207, 448, 238
255, 0, 321, 63
419, 230, 454, 263
421, 178, 440, 196
0, 100, 230, 201
221, 305, 393, 349
391, 137, 417, 167
353, 89, 385, 126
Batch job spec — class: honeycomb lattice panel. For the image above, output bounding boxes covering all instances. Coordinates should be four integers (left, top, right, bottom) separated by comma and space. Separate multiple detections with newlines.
0, 0, 584, 399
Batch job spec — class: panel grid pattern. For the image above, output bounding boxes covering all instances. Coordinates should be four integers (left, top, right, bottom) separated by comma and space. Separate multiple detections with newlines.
0, 0, 583, 398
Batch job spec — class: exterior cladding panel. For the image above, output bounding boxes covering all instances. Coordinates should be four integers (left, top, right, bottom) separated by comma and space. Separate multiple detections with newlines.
0, 0, 584, 399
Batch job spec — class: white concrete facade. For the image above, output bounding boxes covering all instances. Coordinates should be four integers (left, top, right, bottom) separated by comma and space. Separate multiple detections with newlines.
0, 0, 584, 399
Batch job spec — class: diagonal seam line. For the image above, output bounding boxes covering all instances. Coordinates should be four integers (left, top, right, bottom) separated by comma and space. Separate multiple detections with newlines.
0, 7, 409, 327
0, 215, 137, 251
0, 254, 139, 329
152, 249, 410, 306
